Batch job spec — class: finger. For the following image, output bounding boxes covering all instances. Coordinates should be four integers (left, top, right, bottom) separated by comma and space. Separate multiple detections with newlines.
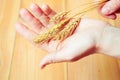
39, 49, 71, 69
15, 22, 55, 51
15, 22, 37, 42
30, 3, 50, 26
20, 8, 44, 34
101, 0, 120, 15
97, 6, 117, 19
104, 14, 116, 20
41, 4, 56, 18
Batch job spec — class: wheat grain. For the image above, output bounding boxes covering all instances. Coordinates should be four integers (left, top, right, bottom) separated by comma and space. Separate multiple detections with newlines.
34, 19, 70, 44
50, 11, 69, 23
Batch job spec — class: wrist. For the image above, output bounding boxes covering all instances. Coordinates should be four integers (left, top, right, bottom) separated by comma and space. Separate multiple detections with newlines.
97, 25, 120, 58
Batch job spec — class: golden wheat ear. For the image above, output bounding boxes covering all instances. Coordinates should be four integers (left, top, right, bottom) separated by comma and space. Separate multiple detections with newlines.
34, 19, 70, 44
53, 18, 81, 41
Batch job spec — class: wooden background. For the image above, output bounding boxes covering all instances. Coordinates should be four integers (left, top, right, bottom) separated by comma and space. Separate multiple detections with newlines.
0, 0, 120, 80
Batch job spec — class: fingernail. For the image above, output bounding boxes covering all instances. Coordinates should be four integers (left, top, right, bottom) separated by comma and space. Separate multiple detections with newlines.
30, 3, 37, 10
107, 15, 116, 20
41, 4, 48, 10
101, 7, 111, 14
20, 8, 27, 15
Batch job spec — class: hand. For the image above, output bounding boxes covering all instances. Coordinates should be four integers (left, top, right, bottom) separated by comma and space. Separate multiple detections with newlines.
98, 0, 120, 19
15, 3, 110, 69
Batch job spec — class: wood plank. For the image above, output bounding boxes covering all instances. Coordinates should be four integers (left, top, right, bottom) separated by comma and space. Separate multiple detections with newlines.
0, 0, 21, 80
9, 0, 67, 80
66, 0, 120, 80
1, 0, 119, 80
68, 54, 120, 80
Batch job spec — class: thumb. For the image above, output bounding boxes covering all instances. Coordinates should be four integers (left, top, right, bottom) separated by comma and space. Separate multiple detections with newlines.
39, 49, 73, 69
101, 0, 120, 15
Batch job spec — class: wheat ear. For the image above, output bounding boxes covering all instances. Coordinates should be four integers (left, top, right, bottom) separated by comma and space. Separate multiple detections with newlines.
34, 19, 70, 44
53, 18, 81, 41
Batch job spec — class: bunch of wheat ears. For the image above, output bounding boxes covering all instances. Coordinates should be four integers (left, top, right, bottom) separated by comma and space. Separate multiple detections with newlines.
34, 0, 108, 44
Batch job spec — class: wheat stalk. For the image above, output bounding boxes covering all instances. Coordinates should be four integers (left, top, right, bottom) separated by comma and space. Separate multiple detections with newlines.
49, 0, 107, 22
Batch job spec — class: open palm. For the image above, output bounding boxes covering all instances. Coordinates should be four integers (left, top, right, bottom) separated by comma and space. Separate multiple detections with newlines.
15, 3, 110, 69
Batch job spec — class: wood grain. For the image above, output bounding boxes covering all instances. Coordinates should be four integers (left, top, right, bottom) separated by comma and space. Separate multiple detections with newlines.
68, 54, 120, 80
0, 0, 21, 80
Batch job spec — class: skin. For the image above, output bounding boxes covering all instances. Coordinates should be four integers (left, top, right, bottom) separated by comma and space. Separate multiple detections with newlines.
15, 3, 120, 69
99, 0, 120, 19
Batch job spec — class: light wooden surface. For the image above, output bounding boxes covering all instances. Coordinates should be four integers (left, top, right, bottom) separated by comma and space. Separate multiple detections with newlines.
0, 0, 120, 80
